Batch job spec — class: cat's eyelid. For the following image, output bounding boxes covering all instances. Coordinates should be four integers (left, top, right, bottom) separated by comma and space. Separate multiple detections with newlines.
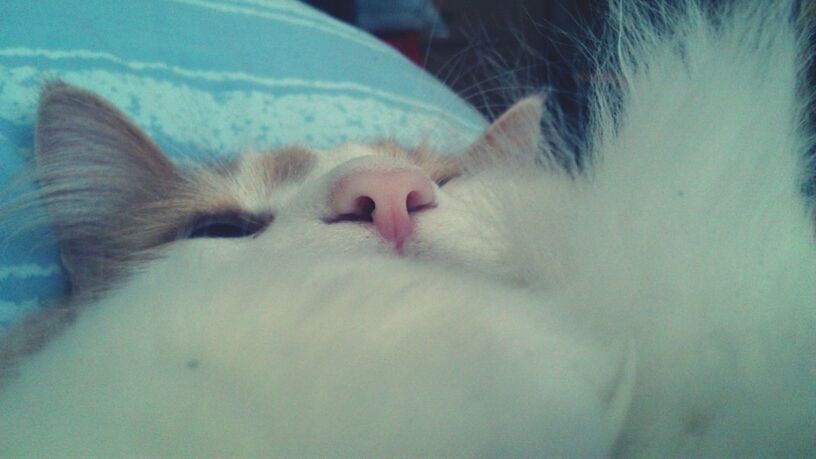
179, 210, 273, 240
434, 171, 463, 187
435, 176, 455, 187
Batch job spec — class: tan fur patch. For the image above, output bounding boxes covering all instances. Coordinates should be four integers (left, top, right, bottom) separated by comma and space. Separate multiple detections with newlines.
258, 147, 317, 186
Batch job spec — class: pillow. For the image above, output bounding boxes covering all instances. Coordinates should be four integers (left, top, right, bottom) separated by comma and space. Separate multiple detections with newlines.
0, 0, 486, 328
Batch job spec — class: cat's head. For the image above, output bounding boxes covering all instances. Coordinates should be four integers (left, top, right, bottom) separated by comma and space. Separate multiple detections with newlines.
33, 81, 544, 299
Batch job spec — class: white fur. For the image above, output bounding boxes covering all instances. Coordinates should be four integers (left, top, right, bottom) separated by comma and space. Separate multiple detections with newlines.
0, 246, 632, 456
1, 1, 814, 456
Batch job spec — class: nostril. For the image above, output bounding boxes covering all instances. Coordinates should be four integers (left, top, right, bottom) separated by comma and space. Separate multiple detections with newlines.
353, 196, 375, 221
330, 196, 375, 223
405, 178, 436, 213
354, 196, 377, 219
406, 190, 430, 212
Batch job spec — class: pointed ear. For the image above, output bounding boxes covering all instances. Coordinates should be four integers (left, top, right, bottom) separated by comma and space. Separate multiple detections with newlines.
35, 81, 184, 295
466, 95, 544, 164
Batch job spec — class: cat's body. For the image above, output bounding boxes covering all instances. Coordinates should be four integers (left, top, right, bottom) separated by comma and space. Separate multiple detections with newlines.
0, 1, 814, 456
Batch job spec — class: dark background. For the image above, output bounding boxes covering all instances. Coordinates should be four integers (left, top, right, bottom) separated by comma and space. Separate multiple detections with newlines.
305, 0, 604, 119
421, 0, 603, 120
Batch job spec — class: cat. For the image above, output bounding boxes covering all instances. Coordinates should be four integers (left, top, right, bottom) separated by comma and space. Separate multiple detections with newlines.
0, 1, 814, 457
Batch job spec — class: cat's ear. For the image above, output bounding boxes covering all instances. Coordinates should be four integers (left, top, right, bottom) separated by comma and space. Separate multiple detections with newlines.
35, 81, 184, 295
466, 95, 544, 164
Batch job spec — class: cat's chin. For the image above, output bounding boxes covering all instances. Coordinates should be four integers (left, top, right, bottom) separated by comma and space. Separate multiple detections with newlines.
0, 244, 631, 456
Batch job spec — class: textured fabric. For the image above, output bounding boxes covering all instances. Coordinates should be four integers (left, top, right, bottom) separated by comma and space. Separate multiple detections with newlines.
0, 0, 485, 328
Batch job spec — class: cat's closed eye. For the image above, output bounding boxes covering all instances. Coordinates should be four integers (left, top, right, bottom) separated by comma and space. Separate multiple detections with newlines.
433, 170, 462, 188
435, 176, 456, 187
180, 212, 271, 239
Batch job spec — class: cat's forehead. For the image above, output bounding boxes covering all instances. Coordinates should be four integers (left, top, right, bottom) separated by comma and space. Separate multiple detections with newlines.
235, 146, 318, 186
237, 141, 417, 179
191, 141, 420, 211
188, 140, 460, 216
317, 142, 389, 166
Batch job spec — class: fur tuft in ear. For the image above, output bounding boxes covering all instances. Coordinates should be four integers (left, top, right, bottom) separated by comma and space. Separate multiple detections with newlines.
35, 81, 185, 296
466, 95, 544, 165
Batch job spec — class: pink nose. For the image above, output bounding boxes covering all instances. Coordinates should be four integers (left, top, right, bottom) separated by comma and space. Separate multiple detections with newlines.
328, 169, 436, 250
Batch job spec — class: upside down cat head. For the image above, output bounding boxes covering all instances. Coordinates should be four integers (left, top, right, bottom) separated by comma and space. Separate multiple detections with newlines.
0, 82, 635, 457
34, 82, 545, 300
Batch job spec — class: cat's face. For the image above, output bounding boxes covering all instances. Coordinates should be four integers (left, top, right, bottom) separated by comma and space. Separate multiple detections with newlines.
34, 82, 544, 299
6, 85, 634, 457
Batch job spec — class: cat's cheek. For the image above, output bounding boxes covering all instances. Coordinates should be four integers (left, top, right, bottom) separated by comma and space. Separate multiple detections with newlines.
410, 209, 507, 274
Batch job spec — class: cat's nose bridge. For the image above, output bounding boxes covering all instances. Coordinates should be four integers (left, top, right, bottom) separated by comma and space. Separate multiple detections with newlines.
327, 167, 437, 251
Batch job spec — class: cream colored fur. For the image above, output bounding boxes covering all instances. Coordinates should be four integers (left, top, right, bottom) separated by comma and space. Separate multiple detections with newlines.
1, 1, 814, 456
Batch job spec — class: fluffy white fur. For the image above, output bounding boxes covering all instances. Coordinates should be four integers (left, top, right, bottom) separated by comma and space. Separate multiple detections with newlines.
1, 1, 814, 456
0, 248, 634, 456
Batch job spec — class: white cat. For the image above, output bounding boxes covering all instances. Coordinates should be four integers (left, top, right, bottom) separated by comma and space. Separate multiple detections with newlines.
1, 1, 814, 457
